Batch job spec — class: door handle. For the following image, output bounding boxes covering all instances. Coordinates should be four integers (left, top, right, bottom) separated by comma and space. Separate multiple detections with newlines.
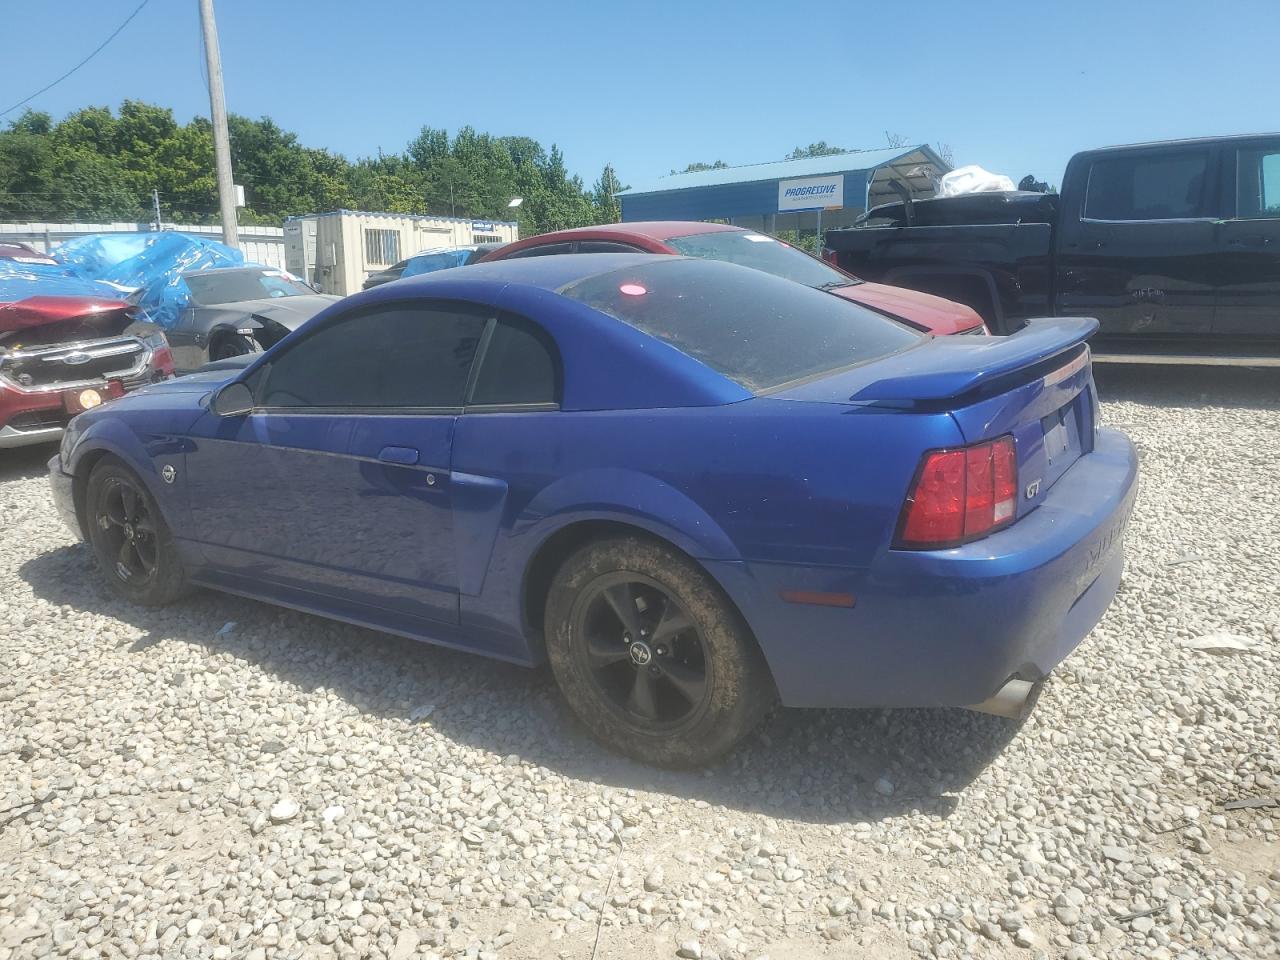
377, 445, 419, 465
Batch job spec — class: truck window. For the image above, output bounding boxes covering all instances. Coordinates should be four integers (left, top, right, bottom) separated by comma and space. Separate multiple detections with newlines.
1236, 147, 1280, 219
1083, 150, 1210, 221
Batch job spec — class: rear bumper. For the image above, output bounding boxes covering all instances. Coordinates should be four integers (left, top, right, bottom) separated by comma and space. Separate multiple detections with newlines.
709, 427, 1138, 708
48, 455, 81, 539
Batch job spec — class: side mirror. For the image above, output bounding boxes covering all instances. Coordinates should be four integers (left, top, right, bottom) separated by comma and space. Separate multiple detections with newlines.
212, 381, 255, 417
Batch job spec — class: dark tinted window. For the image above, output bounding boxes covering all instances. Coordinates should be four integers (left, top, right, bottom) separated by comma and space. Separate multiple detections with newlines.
576, 241, 643, 253
666, 230, 854, 289
1084, 150, 1210, 220
559, 258, 921, 392
505, 242, 573, 259
260, 303, 487, 408
469, 315, 560, 406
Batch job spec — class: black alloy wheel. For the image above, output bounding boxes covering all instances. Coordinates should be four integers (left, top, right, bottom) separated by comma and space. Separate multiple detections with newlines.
572, 572, 709, 727
545, 536, 777, 767
95, 477, 158, 586
85, 457, 190, 607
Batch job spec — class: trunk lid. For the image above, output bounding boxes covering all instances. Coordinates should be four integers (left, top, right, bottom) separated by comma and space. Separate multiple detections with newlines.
772, 316, 1099, 513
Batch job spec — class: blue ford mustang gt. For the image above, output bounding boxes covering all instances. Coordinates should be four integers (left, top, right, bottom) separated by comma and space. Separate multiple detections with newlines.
49, 254, 1137, 766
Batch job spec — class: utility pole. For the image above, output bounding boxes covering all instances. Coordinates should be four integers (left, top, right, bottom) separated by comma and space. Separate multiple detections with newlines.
152, 189, 163, 231
198, 0, 239, 249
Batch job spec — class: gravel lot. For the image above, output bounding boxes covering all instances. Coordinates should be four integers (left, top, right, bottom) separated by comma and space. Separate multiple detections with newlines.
2, 366, 1278, 960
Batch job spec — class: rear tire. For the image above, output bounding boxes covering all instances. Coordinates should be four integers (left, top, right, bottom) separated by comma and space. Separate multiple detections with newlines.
84, 457, 189, 607
544, 536, 775, 767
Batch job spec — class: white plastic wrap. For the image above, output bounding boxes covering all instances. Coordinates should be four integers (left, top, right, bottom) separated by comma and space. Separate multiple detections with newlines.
937, 165, 1017, 197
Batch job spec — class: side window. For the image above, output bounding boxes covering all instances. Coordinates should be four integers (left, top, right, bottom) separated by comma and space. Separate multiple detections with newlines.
576, 241, 643, 253
504, 242, 573, 259
1236, 146, 1280, 219
468, 314, 560, 407
1084, 150, 1210, 221
259, 303, 487, 408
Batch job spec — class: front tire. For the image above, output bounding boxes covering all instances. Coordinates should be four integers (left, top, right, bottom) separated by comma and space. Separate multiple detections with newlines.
544, 537, 775, 767
210, 333, 257, 362
84, 458, 189, 607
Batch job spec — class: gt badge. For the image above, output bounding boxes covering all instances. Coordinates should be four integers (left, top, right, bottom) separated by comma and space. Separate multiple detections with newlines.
161, 464, 177, 484
1025, 479, 1041, 500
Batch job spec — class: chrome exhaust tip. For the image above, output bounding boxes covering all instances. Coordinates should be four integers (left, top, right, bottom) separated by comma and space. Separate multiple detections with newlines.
965, 678, 1042, 721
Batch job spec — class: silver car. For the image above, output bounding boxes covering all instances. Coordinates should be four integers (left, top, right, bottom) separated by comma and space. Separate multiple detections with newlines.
158, 266, 339, 372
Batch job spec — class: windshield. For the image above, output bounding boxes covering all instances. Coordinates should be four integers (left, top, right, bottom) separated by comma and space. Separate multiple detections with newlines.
185, 269, 312, 305
665, 230, 857, 289
560, 258, 921, 392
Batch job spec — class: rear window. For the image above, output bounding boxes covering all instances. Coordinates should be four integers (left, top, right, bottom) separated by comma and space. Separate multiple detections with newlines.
665, 229, 854, 289
559, 258, 922, 392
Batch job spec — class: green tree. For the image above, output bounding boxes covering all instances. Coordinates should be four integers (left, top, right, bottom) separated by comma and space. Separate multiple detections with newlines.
785, 141, 845, 159
0, 102, 614, 234
591, 164, 625, 223
672, 160, 728, 174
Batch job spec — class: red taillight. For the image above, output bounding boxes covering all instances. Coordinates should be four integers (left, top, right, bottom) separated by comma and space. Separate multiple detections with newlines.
820, 247, 838, 266
897, 436, 1018, 549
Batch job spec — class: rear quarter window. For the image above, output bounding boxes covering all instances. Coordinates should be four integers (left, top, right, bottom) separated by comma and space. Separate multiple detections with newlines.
559, 258, 922, 392
469, 314, 560, 406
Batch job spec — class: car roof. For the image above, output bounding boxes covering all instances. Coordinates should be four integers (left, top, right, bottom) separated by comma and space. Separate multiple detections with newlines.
0, 241, 51, 256
386, 251, 660, 293
509, 221, 744, 246
309, 253, 756, 412
1091, 131, 1280, 153
180, 265, 273, 279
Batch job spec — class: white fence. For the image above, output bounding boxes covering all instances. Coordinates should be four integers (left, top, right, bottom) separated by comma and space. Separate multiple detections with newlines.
0, 221, 287, 270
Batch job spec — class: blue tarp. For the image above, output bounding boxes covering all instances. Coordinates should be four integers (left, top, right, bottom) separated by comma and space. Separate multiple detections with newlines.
0, 232, 247, 330
400, 247, 474, 278
53, 232, 243, 290
0, 259, 127, 303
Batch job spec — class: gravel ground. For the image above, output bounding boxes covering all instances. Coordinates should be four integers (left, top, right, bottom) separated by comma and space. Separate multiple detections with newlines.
1, 366, 1278, 960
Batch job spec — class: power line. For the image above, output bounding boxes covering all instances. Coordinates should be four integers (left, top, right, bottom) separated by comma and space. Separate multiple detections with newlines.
0, 1, 152, 119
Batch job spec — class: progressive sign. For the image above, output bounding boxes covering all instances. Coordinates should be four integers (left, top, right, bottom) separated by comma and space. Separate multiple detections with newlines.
778, 175, 844, 212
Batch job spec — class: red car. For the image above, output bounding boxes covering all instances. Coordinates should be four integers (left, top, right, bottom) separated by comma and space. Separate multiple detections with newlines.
0, 295, 175, 449
477, 222, 987, 336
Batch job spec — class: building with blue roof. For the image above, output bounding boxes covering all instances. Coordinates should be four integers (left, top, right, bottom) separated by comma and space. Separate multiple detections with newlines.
617, 145, 949, 236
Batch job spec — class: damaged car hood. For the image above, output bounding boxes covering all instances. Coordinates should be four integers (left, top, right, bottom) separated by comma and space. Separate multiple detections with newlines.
0, 296, 136, 348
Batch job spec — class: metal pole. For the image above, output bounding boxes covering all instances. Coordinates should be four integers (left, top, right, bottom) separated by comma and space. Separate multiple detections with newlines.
198, 0, 239, 249
816, 208, 822, 254
152, 189, 163, 231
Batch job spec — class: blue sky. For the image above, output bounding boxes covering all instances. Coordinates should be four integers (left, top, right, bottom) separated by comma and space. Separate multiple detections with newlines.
5, 0, 1278, 191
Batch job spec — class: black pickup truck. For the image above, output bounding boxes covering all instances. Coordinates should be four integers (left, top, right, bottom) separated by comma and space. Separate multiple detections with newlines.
822, 134, 1280, 364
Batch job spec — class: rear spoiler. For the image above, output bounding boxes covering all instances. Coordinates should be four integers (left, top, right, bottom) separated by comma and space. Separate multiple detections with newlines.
847, 317, 1098, 403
